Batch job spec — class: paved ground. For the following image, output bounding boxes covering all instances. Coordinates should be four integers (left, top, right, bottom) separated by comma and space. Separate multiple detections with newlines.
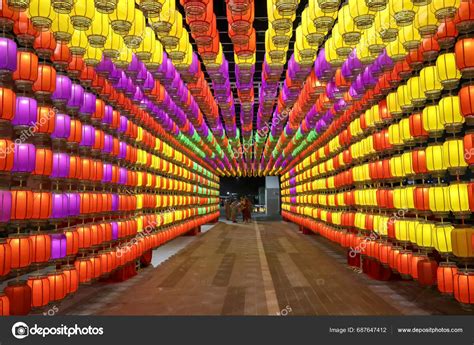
59, 220, 472, 316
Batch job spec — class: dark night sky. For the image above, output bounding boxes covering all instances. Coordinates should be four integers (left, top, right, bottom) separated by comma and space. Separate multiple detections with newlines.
219, 177, 265, 197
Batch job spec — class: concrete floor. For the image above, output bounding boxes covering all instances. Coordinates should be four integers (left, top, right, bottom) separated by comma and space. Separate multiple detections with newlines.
59, 220, 471, 316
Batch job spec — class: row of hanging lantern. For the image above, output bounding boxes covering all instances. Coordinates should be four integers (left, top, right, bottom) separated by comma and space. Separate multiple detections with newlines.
281, 1, 474, 305
0, 212, 218, 315
271, 0, 473, 172
282, 210, 472, 303
0, 0, 221, 315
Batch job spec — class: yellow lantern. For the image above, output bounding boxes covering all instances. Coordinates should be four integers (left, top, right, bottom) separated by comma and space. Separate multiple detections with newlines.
447, 182, 470, 215
356, 35, 377, 65
420, 66, 443, 99
325, 37, 345, 67
266, 30, 288, 61
144, 40, 164, 69
398, 24, 422, 50
413, 5, 439, 37
124, 9, 146, 49
113, 47, 133, 69
366, 26, 385, 55
274, 0, 300, 16
94, 0, 118, 14
375, 5, 398, 43
386, 38, 408, 61
422, 104, 443, 138
70, 0, 95, 31
432, 223, 454, 254
310, 0, 337, 33
407, 76, 426, 107
337, 5, 361, 45
402, 152, 415, 176
388, 122, 403, 147
430, 0, 460, 20
395, 219, 411, 242
103, 30, 124, 59
134, 27, 156, 62
442, 139, 468, 175
301, 8, 324, 47
109, 0, 136, 35
86, 12, 109, 48
390, 155, 405, 178
268, 0, 295, 33
28, 0, 56, 31
436, 53, 461, 90
429, 185, 450, 214
439, 96, 464, 133
397, 84, 413, 113
295, 26, 317, 62
349, 0, 375, 29
387, 92, 403, 118
425, 143, 447, 176
317, 0, 340, 12
415, 221, 435, 248
400, 118, 414, 146
83, 46, 102, 66
451, 227, 474, 258
51, 0, 74, 13
138, 0, 164, 18
51, 12, 74, 43
390, 0, 417, 26
69, 29, 89, 56
167, 34, 190, 61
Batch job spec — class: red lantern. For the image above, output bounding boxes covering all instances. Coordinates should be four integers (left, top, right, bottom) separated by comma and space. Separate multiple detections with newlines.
47, 271, 67, 302
436, 18, 458, 49
417, 258, 438, 286
437, 262, 458, 295
4, 280, 31, 315
0, 238, 11, 276
455, 1, 474, 33
0, 0, 19, 31
460, 84, 474, 124
31, 191, 52, 220
74, 257, 93, 284
454, 270, 474, 305
33, 63, 57, 99
0, 293, 9, 315
64, 229, 79, 256
61, 265, 79, 295
13, 49, 39, 91
8, 234, 32, 269
32, 147, 53, 176
0, 87, 16, 122
455, 38, 474, 79
30, 232, 51, 263
33, 30, 57, 59
68, 54, 84, 78
11, 189, 34, 220
27, 275, 50, 308
14, 12, 38, 47
51, 42, 72, 71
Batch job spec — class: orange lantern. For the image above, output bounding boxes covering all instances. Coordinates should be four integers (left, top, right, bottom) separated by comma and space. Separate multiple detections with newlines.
27, 275, 50, 308
33, 63, 57, 99
13, 49, 39, 91
454, 270, 474, 305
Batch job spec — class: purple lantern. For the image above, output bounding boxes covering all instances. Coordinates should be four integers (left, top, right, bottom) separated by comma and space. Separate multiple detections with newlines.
51, 152, 70, 178
51, 74, 72, 107
13, 96, 37, 126
51, 193, 67, 219
79, 92, 96, 117
0, 190, 11, 223
80, 124, 95, 147
12, 143, 36, 173
111, 194, 118, 211
50, 233, 67, 260
119, 115, 128, 134
66, 192, 80, 217
118, 167, 127, 185
103, 134, 113, 154
51, 113, 71, 139
111, 221, 118, 240
0, 37, 17, 75
102, 163, 112, 182
67, 83, 84, 111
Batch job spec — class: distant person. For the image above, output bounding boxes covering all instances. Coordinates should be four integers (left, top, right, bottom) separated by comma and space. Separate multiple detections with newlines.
242, 197, 253, 223
230, 199, 241, 223
224, 199, 231, 220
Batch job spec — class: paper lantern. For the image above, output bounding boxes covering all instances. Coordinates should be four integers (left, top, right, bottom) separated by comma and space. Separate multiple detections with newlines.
455, 0, 474, 33
439, 95, 464, 133
422, 105, 443, 138
459, 84, 474, 124
430, 0, 460, 20
50, 233, 67, 260
436, 53, 461, 90
70, 0, 94, 30
0, 293, 9, 315
14, 12, 38, 46
417, 258, 438, 287
455, 38, 474, 79
0, 238, 11, 276
33, 63, 56, 98
124, 9, 145, 49
61, 265, 79, 294
437, 262, 458, 295
13, 49, 39, 91
443, 139, 468, 175
109, 0, 135, 35
420, 66, 442, 100
31, 191, 52, 220
454, 270, 474, 305
4, 280, 31, 315
433, 222, 454, 254
28, 0, 56, 31
47, 271, 67, 302
27, 275, 50, 308
8, 233, 32, 269
451, 227, 474, 258
87, 12, 109, 48
74, 257, 93, 284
